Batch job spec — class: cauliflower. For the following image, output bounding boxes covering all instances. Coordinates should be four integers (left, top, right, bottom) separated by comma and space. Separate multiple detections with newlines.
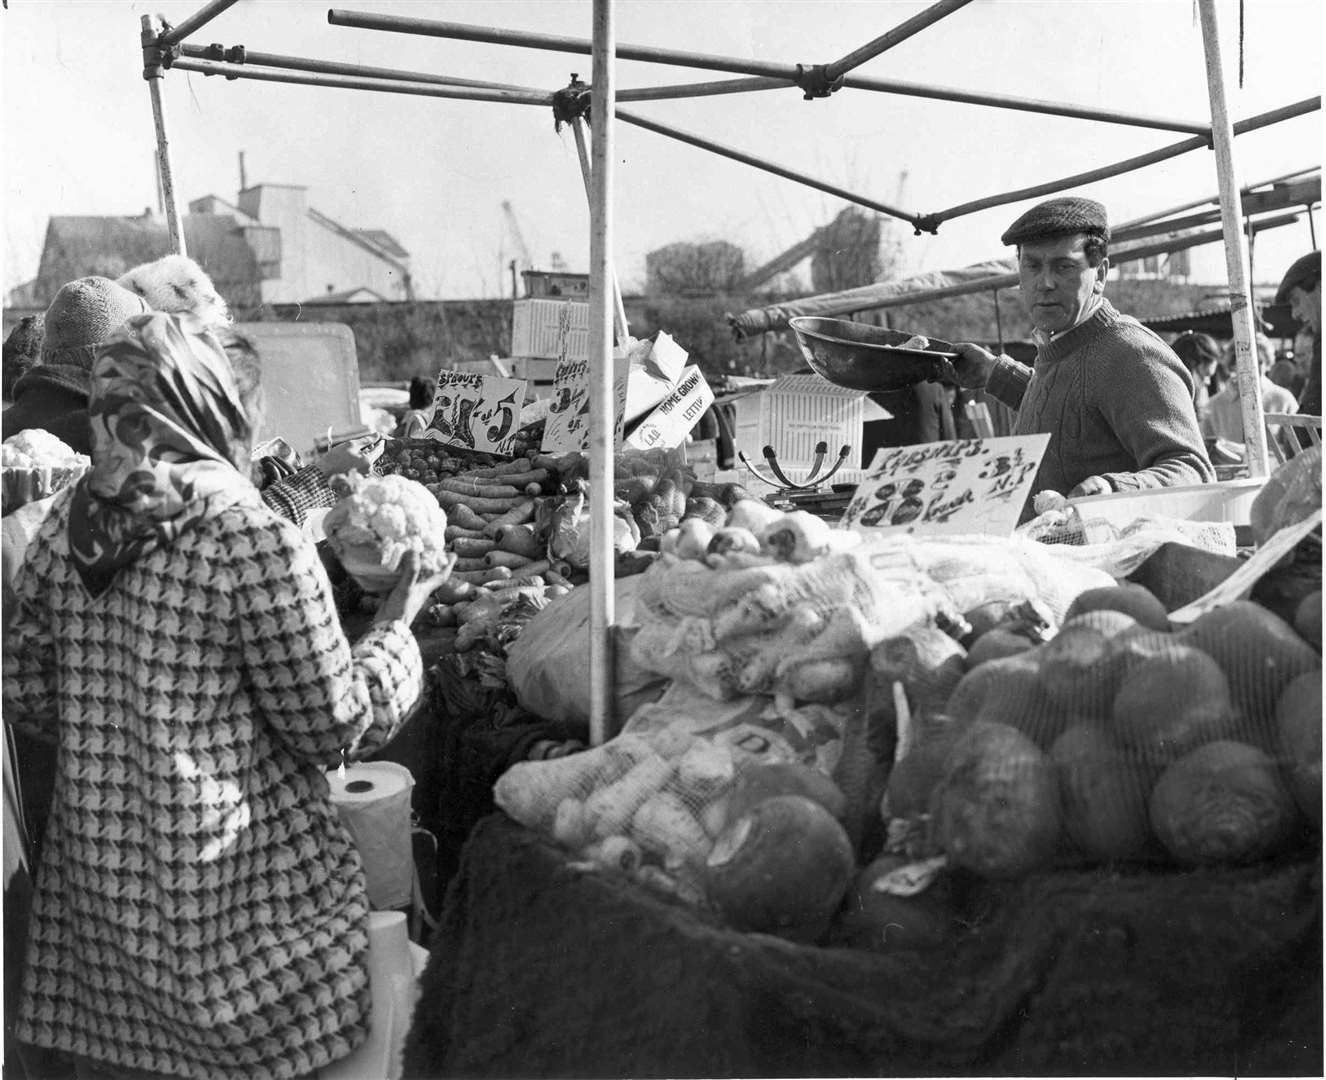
323, 472, 450, 576
2, 430, 90, 470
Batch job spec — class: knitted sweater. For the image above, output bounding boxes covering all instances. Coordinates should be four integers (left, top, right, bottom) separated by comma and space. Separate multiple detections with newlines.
985, 300, 1214, 496
1, 366, 94, 455
4, 490, 423, 1080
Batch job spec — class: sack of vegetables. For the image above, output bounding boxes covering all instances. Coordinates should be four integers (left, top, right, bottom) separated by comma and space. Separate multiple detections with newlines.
494, 724, 858, 944
322, 471, 453, 593
899, 581, 1321, 881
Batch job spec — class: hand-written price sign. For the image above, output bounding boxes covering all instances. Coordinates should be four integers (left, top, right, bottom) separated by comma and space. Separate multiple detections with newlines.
540, 350, 630, 454
841, 434, 1050, 536
423, 370, 530, 456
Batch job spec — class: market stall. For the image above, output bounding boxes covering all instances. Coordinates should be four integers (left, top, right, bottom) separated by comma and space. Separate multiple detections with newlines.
41, 2, 1317, 1078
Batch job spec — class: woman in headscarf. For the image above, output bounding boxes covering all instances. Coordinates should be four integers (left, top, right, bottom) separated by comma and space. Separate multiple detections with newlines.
4, 312, 448, 1080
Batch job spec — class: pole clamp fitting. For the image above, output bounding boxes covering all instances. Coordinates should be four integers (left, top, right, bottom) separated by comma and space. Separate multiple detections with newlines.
794, 63, 843, 100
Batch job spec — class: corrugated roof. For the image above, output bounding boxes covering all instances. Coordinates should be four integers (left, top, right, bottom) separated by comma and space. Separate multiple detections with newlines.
355, 229, 409, 259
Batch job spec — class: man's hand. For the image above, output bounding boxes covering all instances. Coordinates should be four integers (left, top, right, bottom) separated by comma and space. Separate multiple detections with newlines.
949, 343, 999, 389
374, 550, 457, 629
317, 436, 383, 480
1066, 475, 1112, 499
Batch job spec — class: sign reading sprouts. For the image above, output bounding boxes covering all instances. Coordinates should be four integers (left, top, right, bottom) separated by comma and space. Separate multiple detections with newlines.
841, 434, 1050, 536
423, 370, 530, 456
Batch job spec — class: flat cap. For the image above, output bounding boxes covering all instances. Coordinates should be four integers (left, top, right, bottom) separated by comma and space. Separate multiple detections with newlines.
1274, 250, 1321, 305
1001, 196, 1109, 247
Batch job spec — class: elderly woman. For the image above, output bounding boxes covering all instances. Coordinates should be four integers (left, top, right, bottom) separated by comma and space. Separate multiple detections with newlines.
4, 312, 447, 1080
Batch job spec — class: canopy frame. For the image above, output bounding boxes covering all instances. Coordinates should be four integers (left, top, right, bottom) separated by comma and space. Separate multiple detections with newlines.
142, 0, 1316, 739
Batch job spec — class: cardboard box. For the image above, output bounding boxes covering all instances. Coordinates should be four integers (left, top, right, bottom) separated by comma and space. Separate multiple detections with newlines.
506, 357, 562, 384
731, 374, 872, 487
624, 331, 689, 424
625, 365, 714, 451
511, 299, 590, 361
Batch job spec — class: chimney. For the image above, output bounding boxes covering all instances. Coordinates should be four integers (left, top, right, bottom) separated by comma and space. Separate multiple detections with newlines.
239, 150, 247, 192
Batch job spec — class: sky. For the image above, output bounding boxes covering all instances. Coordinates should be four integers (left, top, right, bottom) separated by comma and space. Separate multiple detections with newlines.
2, 0, 1322, 302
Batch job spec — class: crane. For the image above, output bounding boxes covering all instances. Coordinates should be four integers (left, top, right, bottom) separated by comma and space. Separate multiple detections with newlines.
501, 200, 533, 298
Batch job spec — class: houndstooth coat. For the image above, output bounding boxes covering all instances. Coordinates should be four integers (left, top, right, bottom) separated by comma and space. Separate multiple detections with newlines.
4, 489, 423, 1080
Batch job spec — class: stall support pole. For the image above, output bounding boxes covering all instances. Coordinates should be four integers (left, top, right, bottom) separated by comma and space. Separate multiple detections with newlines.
570, 117, 630, 345
1198, 0, 1268, 478
587, 0, 617, 746
142, 16, 187, 256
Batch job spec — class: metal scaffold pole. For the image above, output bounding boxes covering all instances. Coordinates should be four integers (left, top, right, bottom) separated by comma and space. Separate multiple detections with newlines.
142, 15, 188, 256
1198, 0, 1270, 478
587, 0, 617, 746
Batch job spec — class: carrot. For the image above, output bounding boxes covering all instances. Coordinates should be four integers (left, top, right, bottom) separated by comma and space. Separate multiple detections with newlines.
451, 556, 490, 573
449, 536, 497, 558
468, 464, 550, 485
434, 477, 524, 499
447, 502, 487, 531
465, 458, 541, 479
435, 490, 530, 515
487, 573, 547, 592
444, 524, 489, 541
482, 498, 537, 537
484, 550, 533, 570
431, 578, 477, 605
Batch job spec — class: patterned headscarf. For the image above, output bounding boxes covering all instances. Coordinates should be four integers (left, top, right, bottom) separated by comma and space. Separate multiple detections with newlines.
68, 312, 262, 598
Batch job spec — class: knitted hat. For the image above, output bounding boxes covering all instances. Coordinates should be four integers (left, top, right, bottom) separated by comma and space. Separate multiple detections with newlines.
117, 254, 232, 330
1274, 250, 1321, 305
1001, 197, 1110, 247
42, 276, 151, 371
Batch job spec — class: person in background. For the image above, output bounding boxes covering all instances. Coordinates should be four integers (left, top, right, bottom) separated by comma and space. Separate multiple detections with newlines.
2, 317, 44, 409
3, 311, 449, 1080
861, 380, 957, 464
1169, 330, 1223, 421
395, 375, 435, 438
2, 277, 150, 453
1275, 250, 1321, 417
1267, 345, 1307, 399
1201, 333, 1299, 449
948, 196, 1213, 508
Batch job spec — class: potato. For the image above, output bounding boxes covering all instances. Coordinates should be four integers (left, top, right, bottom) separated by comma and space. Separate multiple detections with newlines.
1037, 610, 1146, 718
1149, 740, 1299, 866
1111, 644, 1239, 763
1064, 582, 1171, 632
945, 655, 1062, 749
1051, 723, 1155, 862
964, 627, 1038, 669
704, 795, 855, 942
930, 721, 1061, 879
1276, 671, 1323, 827
1179, 601, 1320, 739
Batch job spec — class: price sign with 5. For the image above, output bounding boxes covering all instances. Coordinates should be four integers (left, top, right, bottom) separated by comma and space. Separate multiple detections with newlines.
425, 371, 530, 455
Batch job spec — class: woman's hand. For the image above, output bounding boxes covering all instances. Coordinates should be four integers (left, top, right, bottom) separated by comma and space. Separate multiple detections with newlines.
373, 550, 457, 629
317, 435, 384, 479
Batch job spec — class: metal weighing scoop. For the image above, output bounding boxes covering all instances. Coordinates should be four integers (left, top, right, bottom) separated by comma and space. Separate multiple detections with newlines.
789, 316, 959, 392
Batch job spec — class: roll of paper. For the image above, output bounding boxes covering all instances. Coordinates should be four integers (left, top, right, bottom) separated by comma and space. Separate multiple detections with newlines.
327, 762, 415, 910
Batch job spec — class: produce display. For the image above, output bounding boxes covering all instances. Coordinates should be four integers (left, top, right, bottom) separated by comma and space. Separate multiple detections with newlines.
1, 429, 90, 513
323, 471, 452, 592
903, 592, 1322, 878
489, 443, 1322, 948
